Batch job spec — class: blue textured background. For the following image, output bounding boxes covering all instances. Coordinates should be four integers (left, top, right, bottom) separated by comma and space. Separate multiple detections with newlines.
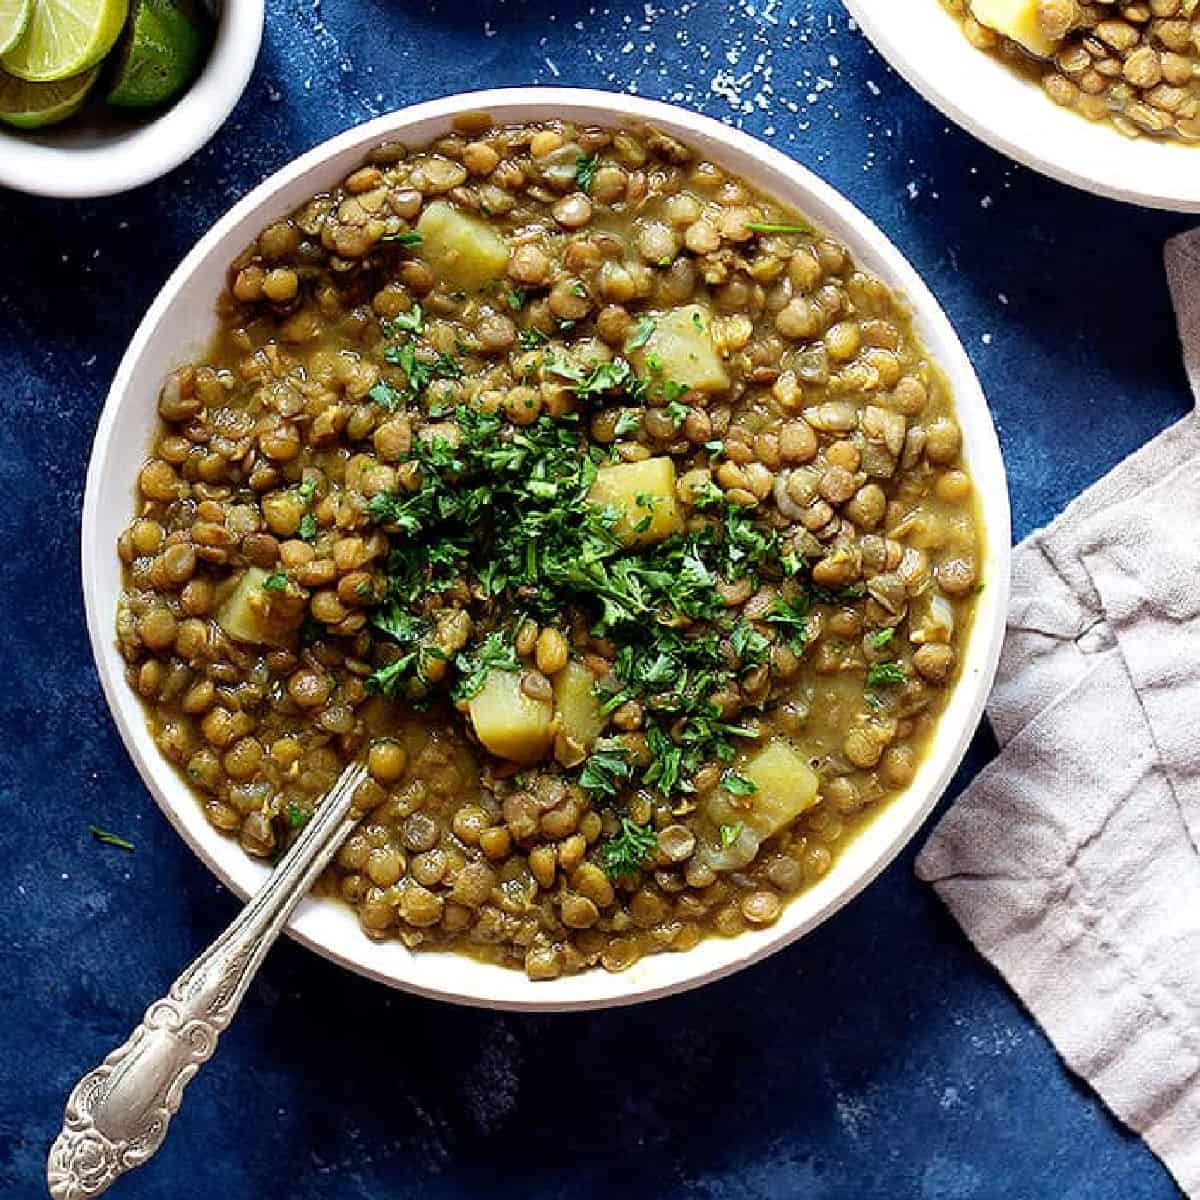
1, 1, 1194, 1197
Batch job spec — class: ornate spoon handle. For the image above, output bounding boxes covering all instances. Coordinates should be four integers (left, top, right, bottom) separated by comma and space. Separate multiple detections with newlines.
47, 762, 369, 1200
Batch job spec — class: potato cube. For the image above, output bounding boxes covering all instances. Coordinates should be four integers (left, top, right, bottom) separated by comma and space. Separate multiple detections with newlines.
468, 669, 554, 765
631, 304, 729, 392
588, 457, 682, 546
553, 660, 606, 749
970, 0, 1057, 57
741, 740, 820, 838
416, 200, 509, 293
216, 567, 294, 647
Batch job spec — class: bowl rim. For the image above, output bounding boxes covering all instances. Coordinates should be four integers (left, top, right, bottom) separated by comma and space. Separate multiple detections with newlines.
841, 0, 1200, 214
82, 86, 1012, 1011
0, 0, 264, 199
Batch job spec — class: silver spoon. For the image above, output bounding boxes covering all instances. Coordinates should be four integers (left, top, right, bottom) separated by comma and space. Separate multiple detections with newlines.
47, 761, 370, 1200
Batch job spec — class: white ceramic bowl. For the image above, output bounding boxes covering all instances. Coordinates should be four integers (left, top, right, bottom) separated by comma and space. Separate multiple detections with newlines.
843, 0, 1200, 213
0, 0, 263, 199
82, 88, 1011, 1011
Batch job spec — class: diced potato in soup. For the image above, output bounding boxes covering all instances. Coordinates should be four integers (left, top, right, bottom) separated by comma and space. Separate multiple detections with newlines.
969, 0, 1057, 57
216, 568, 293, 647
468, 669, 554, 765
588, 457, 682, 546
553, 660, 606, 748
631, 304, 729, 392
415, 201, 509, 293
741, 741, 821, 838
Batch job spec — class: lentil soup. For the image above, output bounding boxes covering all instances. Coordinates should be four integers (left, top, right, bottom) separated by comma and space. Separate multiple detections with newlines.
944, 0, 1200, 140
116, 116, 982, 981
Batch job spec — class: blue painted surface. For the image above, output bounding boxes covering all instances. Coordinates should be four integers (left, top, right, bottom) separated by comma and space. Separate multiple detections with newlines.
0, 1, 1193, 1196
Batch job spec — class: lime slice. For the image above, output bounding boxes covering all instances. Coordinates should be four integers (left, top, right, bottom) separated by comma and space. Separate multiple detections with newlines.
0, 0, 32, 57
0, 62, 98, 127
107, 0, 206, 108
1, 0, 129, 83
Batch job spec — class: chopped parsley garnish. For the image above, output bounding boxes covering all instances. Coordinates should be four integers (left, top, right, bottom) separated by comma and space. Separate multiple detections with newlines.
866, 661, 907, 688
391, 303, 425, 335
691, 311, 704, 333
613, 410, 642, 438
261, 571, 288, 591
452, 631, 520, 701
722, 771, 758, 797
579, 747, 634, 799
286, 802, 311, 829
296, 478, 319, 502
89, 825, 134, 851
357, 381, 846, 807
575, 153, 599, 193
298, 513, 317, 542
368, 381, 402, 410
719, 822, 744, 849
598, 817, 658, 879
624, 316, 656, 353
382, 230, 423, 246
506, 286, 528, 312
664, 399, 690, 429
869, 627, 896, 651
743, 221, 813, 235
766, 594, 809, 655
518, 327, 549, 350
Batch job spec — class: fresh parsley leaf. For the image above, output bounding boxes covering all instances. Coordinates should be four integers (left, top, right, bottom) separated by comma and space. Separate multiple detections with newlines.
691, 311, 704, 333
368, 381, 402, 411
261, 571, 288, 591
392, 303, 424, 335
613, 409, 642, 438
286, 802, 311, 829
382, 230, 422, 246
624, 315, 656, 353
89, 825, 134, 851
730, 620, 770, 665
869, 628, 896, 651
575, 153, 598, 193
866, 661, 907, 688
518, 327, 549, 350
722, 770, 758, 797
579, 747, 633, 800
743, 221, 813, 235
767, 593, 810, 654
298, 513, 317, 542
719, 822, 744, 848
506, 286, 528, 312
664, 399, 689, 429
598, 816, 657, 879
643, 724, 683, 797
296, 478, 319, 502
452, 631, 520, 701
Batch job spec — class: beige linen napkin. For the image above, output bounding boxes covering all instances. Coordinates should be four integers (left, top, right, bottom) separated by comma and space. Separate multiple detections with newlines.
916, 229, 1200, 1197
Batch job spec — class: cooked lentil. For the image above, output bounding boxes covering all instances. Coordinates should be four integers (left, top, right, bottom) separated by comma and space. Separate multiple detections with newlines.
117, 117, 982, 980
944, 0, 1200, 140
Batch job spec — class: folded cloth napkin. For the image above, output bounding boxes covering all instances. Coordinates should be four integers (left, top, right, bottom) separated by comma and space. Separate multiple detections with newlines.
916, 228, 1200, 1197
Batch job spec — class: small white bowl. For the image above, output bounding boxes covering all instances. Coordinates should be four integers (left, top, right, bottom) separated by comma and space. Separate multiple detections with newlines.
843, 0, 1200, 213
82, 88, 1011, 1011
0, 0, 263, 199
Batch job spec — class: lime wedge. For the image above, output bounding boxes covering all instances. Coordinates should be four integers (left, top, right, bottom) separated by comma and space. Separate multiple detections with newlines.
107, 0, 206, 108
1, 0, 129, 83
0, 0, 32, 57
0, 62, 98, 127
